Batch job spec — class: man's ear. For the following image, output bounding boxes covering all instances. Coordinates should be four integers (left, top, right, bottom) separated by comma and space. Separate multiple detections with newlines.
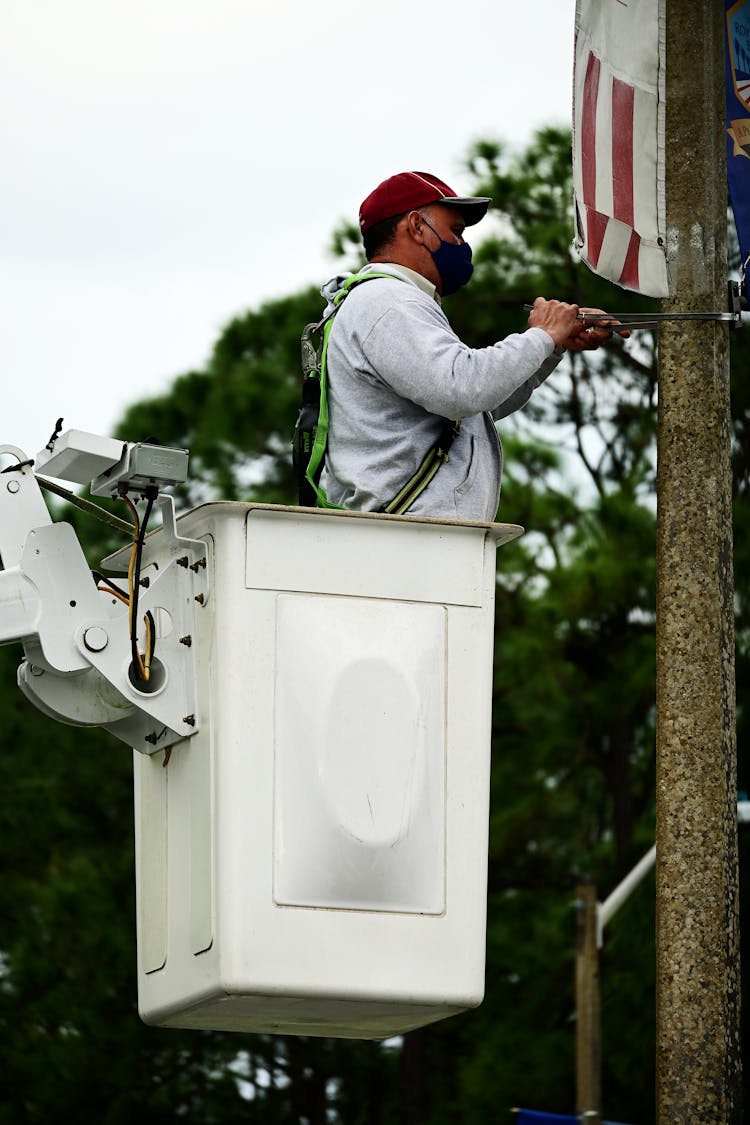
404, 210, 427, 244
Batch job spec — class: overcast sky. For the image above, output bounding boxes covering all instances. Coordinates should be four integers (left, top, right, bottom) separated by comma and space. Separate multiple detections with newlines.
1, 0, 577, 461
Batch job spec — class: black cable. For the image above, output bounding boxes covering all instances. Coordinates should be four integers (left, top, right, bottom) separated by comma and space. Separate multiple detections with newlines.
1, 459, 34, 473
92, 570, 129, 599
145, 610, 156, 668
129, 488, 158, 681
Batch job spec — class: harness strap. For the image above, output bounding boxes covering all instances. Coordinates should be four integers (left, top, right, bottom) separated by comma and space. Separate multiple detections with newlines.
300, 271, 460, 513
303, 273, 395, 509
382, 419, 461, 515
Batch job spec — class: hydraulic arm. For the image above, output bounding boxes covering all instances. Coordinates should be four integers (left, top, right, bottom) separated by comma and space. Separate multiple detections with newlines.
0, 430, 208, 755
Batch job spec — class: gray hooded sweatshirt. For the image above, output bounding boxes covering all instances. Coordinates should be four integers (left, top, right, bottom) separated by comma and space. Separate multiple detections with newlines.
321, 263, 563, 522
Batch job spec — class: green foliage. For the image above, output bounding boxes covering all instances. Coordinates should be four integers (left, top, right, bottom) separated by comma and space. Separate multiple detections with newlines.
114, 287, 324, 507
1, 126, 747, 1123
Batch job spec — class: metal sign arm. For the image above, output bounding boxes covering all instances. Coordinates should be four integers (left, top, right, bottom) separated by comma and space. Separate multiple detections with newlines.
523, 282, 743, 330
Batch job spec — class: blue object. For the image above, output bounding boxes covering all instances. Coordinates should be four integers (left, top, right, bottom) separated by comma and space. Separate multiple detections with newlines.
514, 1113, 578, 1124
513, 1112, 633, 1125
725, 1, 750, 286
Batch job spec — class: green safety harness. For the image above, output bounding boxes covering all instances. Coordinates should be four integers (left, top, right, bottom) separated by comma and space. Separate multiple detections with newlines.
292, 271, 460, 513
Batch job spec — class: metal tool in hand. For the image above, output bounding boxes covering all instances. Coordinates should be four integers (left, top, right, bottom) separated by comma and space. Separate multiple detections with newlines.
523, 282, 743, 330
523, 304, 739, 330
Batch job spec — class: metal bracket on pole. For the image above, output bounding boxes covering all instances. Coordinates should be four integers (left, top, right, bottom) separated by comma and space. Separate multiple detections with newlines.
581, 280, 743, 329
595, 799, 750, 948
596, 844, 656, 949
524, 281, 744, 330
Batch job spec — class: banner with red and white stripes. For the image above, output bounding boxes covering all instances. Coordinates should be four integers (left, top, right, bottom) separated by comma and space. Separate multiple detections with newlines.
573, 0, 669, 297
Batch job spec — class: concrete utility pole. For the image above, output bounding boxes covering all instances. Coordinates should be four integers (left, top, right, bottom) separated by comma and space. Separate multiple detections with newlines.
656, 1, 742, 1120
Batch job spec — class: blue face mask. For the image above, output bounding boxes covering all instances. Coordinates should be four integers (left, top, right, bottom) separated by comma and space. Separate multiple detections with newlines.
421, 216, 474, 295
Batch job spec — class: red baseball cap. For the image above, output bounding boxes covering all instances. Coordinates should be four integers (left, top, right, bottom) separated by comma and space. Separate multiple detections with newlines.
359, 171, 491, 234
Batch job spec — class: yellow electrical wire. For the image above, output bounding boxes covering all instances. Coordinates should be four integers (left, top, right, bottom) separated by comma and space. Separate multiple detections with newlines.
122, 496, 150, 681
97, 584, 130, 606
96, 576, 154, 676
93, 498, 155, 683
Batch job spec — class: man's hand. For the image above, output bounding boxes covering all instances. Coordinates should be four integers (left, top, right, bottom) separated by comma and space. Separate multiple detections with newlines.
528, 297, 630, 351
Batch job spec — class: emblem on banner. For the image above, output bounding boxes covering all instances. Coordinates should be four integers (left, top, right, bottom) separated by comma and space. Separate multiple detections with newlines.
727, 0, 750, 156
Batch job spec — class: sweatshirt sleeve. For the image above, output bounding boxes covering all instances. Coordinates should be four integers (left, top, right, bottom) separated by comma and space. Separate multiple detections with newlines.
491, 346, 565, 419
359, 294, 560, 419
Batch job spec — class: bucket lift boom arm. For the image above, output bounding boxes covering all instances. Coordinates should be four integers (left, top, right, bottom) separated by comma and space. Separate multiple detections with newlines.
0, 430, 208, 755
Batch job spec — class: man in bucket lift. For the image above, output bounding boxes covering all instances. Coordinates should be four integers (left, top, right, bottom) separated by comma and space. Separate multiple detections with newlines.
318, 171, 620, 521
